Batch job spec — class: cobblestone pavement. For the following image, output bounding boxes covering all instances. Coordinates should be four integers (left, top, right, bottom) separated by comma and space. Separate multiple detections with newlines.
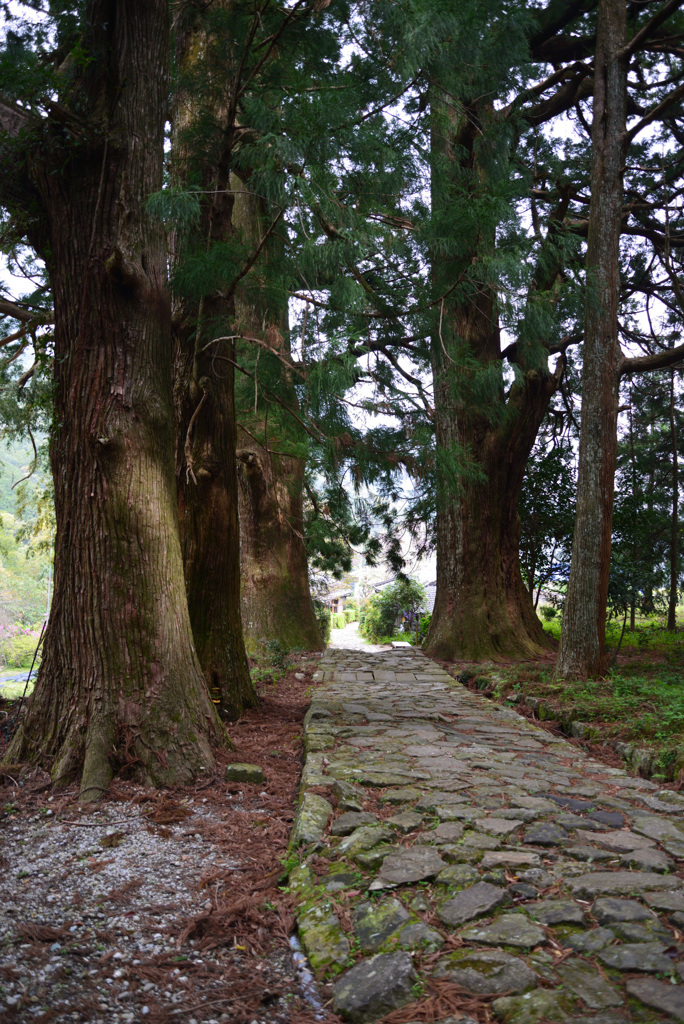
288, 645, 684, 1024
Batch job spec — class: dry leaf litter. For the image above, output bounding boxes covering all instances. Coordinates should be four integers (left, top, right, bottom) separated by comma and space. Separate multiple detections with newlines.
0, 655, 333, 1024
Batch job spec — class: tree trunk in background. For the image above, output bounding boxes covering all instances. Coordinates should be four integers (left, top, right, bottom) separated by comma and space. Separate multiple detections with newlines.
6, 0, 222, 798
232, 182, 324, 654
424, 95, 553, 662
557, 0, 627, 677
174, 325, 257, 718
668, 367, 679, 630
237, 441, 323, 651
629, 394, 637, 630
172, 11, 257, 719
425, 311, 554, 662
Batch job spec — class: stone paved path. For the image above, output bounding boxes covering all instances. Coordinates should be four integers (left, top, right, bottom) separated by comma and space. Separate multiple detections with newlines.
288, 645, 684, 1024
329, 621, 390, 652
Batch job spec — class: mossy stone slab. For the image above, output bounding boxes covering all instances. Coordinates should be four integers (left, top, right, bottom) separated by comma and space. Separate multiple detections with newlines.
339, 825, 392, 857
438, 881, 509, 927
481, 851, 541, 870
493, 989, 574, 1023
291, 792, 334, 848
592, 897, 658, 925
522, 822, 568, 846
435, 863, 479, 889
527, 899, 586, 927
560, 926, 615, 954
460, 912, 546, 950
598, 941, 674, 973
434, 948, 537, 995
387, 810, 423, 833
331, 952, 418, 1023
433, 822, 465, 842
355, 844, 396, 870
298, 904, 351, 972
626, 977, 684, 1022
352, 898, 410, 953
556, 960, 622, 1010
331, 812, 380, 836
379, 787, 422, 805
377, 845, 446, 884
225, 762, 265, 784
395, 920, 444, 952
332, 779, 366, 812
567, 870, 682, 899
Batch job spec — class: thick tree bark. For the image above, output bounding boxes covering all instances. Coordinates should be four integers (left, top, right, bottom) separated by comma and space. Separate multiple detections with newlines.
172, 12, 257, 719
424, 96, 554, 662
175, 327, 257, 718
557, 0, 628, 678
425, 315, 554, 662
668, 367, 679, 630
232, 183, 324, 654
237, 441, 324, 652
5, 1, 223, 798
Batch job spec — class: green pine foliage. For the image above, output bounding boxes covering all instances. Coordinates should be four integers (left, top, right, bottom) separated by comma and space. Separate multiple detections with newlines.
0, 0, 684, 654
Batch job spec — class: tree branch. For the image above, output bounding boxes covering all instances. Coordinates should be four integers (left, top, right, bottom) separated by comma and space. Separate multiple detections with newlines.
627, 79, 684, 141
621, 0, 684, 59
620, 342, 684, 377
0, 298, 48, 323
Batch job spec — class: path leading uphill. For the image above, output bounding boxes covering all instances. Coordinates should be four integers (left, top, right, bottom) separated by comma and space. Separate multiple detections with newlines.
288, 644, 684, 1024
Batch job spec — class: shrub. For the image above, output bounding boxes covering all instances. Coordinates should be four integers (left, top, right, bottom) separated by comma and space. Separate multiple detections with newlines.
333, 612, 347, 630
314, 603, 331, 643
359, 598, 383, 640
0, 623, 43, 669
344, 608, 357, 624
262, 637, 289, 670
359, 577, 427, 642
540, 605, 557, 621
418, 613, 431, 642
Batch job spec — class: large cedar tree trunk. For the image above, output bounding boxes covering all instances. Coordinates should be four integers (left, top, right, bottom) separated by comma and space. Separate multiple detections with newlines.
425, 300, 554, 661
424, 97, 554, 662
172, 14, 257, 718
238, 441, 324, 652
557, 0, 627, 677
233, 183, 324, 654
668, 367, 679, 630
5, 1, 222, 798
174, 326, 257, 718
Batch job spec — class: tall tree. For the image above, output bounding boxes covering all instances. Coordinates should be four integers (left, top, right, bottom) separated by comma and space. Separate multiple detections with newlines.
556, 0, 629, 677
558, 0, 684, 676
425, 82, 568, 660
611, 369, 684, 630
667, 365, 679, 629
0, 1, 223, 797
170, 3, 259, 717
233, 184, 324, 653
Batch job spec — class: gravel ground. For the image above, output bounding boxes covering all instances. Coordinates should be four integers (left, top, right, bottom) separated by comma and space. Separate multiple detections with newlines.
0, 788, 300, 1024
0, 656, 331, 1024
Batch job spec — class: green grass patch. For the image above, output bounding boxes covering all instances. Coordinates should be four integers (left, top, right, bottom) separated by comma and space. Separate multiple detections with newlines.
0, 670, 34, 700
499, 666, 684, 745
542, 613, 684, 657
